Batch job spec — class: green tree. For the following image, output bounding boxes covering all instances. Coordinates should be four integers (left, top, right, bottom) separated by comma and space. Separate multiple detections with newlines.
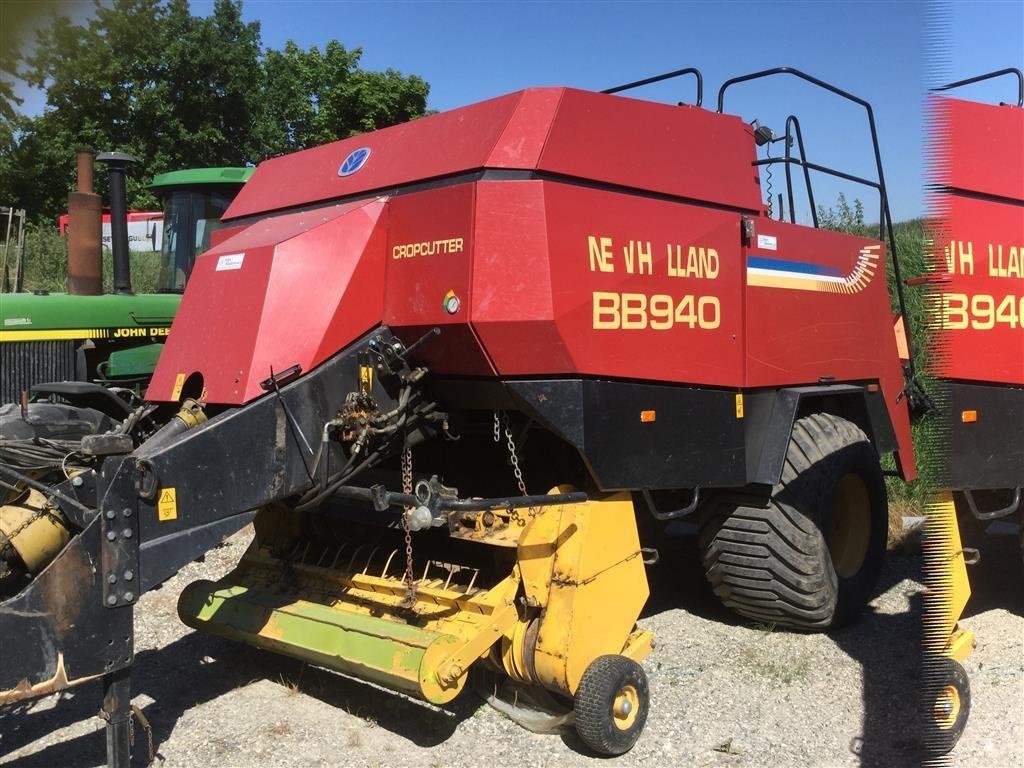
0, 0, 429, 221
260, 40, 429, 156
817, 192, 867, 235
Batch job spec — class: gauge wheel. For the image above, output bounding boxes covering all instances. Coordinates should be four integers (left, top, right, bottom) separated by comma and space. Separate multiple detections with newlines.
923, 656, 970, 756
573, 655, 649, 755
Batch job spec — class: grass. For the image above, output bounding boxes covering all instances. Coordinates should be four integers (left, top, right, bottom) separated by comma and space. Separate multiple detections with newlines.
16, 222, 162, 294
818, 200, 936, 515
887, 497, 924, 554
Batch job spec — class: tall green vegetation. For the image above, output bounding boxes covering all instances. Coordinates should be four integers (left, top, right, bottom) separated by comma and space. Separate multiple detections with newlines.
19, 224, 161, 294
818, 194, 934, 510
0, 0, 429, 220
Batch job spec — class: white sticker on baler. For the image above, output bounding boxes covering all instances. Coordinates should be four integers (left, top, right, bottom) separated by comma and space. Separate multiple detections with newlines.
215, 253, 245, 271
756, 234, 777, 251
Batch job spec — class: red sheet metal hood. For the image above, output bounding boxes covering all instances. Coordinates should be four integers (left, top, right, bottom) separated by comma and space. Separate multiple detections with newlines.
147, 198, 387, 404
224, 87, 761, 220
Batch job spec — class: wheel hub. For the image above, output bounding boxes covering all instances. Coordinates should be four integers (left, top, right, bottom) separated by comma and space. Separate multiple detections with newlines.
613, 684, 639, 730
828, 473, 872, 579
934, 684, 962, 730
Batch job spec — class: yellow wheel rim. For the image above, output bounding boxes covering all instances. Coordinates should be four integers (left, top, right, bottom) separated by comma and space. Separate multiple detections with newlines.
613, 684, 639, 731
828, 473, 871, 579
934, 684, 961, 730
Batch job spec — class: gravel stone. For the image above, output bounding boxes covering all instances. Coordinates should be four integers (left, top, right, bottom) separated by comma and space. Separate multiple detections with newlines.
1, 528, 1020, 767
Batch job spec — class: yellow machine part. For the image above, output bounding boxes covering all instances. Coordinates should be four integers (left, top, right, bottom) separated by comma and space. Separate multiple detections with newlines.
925, 492, 974, 661
513, 490, 652, 695
0, 488, 71, 574
179, 492, 652, 706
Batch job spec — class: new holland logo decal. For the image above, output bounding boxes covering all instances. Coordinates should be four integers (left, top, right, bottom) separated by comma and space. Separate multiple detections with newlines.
338, 147, 371, 177
746, 245, 880, 294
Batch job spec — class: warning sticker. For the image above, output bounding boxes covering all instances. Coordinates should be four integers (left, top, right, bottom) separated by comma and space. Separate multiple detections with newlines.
171, 373, 186, 400
158, 488, 178, 521
215, 253, 245, 271
756, 234, 778, 251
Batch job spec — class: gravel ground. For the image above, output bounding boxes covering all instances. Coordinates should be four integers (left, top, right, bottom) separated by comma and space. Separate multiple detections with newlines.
948, 523, 1024, 768
1, 523, 1020, 768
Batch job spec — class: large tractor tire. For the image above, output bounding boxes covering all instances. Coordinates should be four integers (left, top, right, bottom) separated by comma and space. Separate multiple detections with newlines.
699, 413, 888, 630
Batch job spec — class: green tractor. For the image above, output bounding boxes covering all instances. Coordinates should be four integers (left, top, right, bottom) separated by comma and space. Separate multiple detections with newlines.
0, 157, 250, 593
0, 155, 251, 404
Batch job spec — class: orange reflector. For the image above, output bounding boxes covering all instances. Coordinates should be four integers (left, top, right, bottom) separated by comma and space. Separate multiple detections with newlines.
893, 315, 910, 362
640, 410, 656, 423
961, 410, 977, 423
866, 384, 879, 393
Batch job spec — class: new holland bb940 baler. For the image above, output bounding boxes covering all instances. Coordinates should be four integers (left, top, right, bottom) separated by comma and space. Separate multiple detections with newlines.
921, 68, 1024, 756
0, 68, 917, 763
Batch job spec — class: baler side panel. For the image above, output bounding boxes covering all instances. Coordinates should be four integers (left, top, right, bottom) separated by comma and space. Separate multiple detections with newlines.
383, 185, 495, 376
533, 183, 745, 385
935, 193, 1024, 385
742, 219, 915, 477
471, 181, 576, 374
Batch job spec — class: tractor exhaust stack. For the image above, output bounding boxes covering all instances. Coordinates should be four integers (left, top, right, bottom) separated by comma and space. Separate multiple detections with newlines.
97, 151, 137, 295
66, 149, 102, 296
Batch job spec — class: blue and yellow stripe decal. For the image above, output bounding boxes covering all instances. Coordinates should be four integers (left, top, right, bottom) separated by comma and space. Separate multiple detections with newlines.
747, 245, 880, 294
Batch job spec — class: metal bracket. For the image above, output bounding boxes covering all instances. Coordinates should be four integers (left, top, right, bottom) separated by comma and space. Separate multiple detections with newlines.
641, 488, 700, 520
963, 487, 1022, 521
101, 483, 141, 610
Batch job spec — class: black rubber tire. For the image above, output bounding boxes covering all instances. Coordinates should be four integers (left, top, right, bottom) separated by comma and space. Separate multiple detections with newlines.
922, 656, 970, 756
699, 412, 888, 630
573, 655, 649, 756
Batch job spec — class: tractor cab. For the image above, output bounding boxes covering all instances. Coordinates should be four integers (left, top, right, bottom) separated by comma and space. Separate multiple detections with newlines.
150, 167, 254, 292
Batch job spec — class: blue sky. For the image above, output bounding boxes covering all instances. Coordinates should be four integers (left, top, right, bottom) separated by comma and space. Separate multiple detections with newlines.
14, 1, 1024, 221
219, 0, 930, 222
943, 1, 1024, 103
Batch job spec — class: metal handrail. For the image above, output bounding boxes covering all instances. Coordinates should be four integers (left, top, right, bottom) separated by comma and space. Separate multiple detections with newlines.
603, 67, 703, 107
933, 68, 1024, 108
717, 67, 916, 384
784, 115, 817, 227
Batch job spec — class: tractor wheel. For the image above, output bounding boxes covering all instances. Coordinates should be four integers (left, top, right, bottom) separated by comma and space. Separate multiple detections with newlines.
699, 412, 887, 630
573, 655, 649, 756
923, 656, 970, 756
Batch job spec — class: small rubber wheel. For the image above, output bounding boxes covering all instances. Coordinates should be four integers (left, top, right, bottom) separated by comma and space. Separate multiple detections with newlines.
573, 655, 649, 756
923, 656, 970, 756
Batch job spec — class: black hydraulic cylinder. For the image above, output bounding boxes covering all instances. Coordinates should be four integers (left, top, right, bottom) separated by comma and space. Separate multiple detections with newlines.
97, 152, 138, 295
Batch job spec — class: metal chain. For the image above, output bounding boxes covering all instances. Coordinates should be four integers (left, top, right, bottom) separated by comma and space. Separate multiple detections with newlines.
400, 446, 416, 605
493, 411, 501, 443
503, 415, 528, 497
0, 501, 59, 553
501, 413, 536, 526
131, 704, 157, 765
